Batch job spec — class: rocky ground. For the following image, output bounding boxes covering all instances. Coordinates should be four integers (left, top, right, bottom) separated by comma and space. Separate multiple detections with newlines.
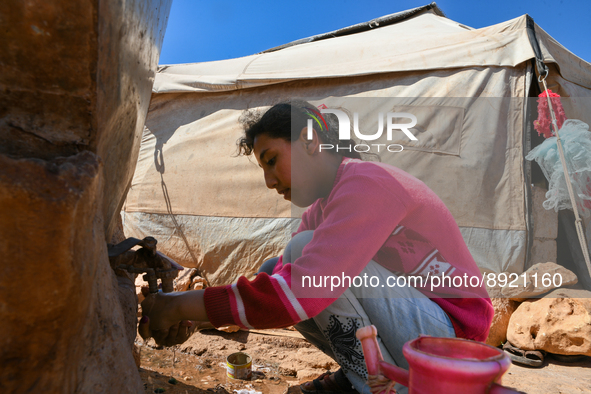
137, 327, 591, 394
139, 327, 334, 394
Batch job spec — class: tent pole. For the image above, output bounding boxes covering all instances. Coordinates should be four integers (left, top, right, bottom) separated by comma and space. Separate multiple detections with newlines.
539, 75, 591, 280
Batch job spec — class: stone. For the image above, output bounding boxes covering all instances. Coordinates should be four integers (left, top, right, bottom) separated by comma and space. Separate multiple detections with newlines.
501, 262, 578, 301
507, 289, 591, 356
173, 270, 207, 292
532, 186, 558, 239
484, 271, 520, 346
174, 268, 199, 292
191, 276, 208, 290
486, 297, 519, 347
192, 276, 207, 286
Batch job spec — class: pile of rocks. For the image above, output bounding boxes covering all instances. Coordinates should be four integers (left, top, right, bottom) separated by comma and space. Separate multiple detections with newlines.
486, 262, 591, 357
173, 268, 209, 292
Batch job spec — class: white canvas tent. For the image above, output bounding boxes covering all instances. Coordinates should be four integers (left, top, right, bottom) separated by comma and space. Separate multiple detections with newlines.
122, 3, 591, 287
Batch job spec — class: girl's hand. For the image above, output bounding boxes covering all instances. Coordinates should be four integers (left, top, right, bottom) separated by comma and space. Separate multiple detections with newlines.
138, 315, 196, 347
140, 289, 179, 330
139, 288, 195, 346
138, 286, 211, 346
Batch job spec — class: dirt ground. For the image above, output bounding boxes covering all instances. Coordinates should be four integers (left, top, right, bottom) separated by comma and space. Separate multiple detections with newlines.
138, 328, 591, 394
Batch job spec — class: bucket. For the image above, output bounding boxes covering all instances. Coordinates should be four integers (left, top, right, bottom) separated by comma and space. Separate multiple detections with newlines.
357, 326, 521, 394
226, 352, 252, 380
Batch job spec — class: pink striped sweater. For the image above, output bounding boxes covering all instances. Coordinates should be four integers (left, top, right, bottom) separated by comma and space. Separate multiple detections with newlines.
205, 158, 494, 341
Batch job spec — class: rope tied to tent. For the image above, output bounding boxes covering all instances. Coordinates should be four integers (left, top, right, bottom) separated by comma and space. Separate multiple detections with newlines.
537, 72, 591, 279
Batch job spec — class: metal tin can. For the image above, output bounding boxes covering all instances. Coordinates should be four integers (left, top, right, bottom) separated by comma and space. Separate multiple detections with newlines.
226, 352, 252, 380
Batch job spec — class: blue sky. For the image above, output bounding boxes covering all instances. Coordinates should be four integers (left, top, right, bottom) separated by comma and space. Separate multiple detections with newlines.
159, 0, 591, 65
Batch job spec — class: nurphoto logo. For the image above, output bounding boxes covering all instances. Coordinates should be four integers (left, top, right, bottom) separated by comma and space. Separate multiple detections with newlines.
308, 109, 418, 153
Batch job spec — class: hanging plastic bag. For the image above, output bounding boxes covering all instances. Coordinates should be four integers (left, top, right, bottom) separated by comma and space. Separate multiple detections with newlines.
526, 119, 591, 217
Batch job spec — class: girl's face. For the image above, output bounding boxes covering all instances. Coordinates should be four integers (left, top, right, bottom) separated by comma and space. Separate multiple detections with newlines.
253, 133, 292, 202
253, 132, 323, 208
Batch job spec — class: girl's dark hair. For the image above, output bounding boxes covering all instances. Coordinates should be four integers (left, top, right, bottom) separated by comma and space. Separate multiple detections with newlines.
237, 100, 366, 160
